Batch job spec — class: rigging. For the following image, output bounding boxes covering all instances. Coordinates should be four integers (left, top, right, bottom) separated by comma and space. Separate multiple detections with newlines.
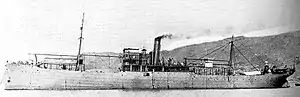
233, 45, 260, 71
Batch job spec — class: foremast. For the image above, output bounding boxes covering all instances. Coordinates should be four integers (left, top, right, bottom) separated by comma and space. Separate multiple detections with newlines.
75, 13, 85, 71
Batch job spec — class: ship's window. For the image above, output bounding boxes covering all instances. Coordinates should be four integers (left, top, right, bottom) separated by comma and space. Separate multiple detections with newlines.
143, 73, 150, 76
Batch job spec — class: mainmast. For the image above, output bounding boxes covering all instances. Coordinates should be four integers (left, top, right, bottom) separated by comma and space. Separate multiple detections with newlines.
75, 13, 85, 71
229, 35, 235, 74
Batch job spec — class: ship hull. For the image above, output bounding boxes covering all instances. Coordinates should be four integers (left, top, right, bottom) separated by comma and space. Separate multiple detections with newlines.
4, 65, 291, 90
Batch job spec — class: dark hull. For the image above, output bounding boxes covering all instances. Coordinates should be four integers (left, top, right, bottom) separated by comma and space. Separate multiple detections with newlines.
4, 65, 292, 90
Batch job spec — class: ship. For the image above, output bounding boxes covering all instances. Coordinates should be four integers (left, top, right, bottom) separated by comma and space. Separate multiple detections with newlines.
3, 14, 297, 90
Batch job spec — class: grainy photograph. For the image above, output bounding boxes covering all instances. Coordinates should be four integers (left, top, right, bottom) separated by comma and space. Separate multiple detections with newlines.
0, 0, 300, 97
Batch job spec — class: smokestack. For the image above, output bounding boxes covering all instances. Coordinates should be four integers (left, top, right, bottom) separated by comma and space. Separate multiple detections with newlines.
153, 37, 161, 65
152, 34, 172, 65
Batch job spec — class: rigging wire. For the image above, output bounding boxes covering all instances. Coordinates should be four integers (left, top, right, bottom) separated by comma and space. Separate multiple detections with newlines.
213, 43, 230, 60
196, 42, 229, 55
237, 42, 266, 65
233, 45, 260, 71
195, 36, 245, 57
238, 42, 297, 68
200, 43, 230, 59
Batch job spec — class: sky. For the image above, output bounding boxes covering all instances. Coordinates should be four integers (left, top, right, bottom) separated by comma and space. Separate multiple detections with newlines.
1, 0, 300, 62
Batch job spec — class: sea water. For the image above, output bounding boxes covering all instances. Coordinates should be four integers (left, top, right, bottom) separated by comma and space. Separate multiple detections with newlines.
1, 87, 299, 97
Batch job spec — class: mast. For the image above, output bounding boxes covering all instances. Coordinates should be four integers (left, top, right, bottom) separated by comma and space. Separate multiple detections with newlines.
229, 35, 235, 74
75, 13, 85, 71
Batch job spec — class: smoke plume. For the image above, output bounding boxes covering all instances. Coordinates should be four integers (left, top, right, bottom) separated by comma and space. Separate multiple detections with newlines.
155, 34, 173, 40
